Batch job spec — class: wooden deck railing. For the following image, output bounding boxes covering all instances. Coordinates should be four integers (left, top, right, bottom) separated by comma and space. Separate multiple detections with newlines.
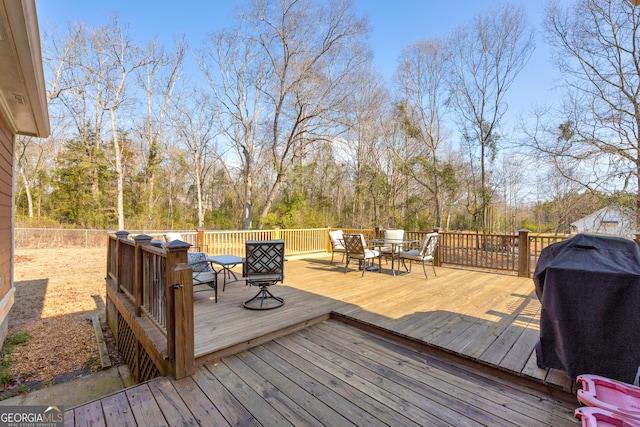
159, 227, 571, 277
104, 226, 579, 383
437, 231, 520, 274
106, 232, 194, 382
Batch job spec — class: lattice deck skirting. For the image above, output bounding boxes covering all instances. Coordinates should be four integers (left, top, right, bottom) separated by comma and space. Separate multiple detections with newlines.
116, 310, 160, 383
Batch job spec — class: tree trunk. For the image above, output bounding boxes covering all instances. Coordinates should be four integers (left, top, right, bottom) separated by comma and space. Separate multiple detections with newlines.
20, 170, 33, 218
242, 148, 253, 229
196, 167, 204, 228
256, 174, 284, 230
109, 108, 125, 230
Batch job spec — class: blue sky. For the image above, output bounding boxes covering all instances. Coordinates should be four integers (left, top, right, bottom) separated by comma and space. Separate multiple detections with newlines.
35, 0, 560, 128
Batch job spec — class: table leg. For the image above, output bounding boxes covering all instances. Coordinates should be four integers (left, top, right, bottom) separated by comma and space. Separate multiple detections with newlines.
391, 243, 397, 276
222, 266, 239, 291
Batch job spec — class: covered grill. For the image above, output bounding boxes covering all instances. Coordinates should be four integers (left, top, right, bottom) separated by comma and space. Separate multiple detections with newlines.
533, 233, 640, 383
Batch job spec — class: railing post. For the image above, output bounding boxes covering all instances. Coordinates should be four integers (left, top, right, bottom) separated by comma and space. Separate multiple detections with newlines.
374, 226, 382, 239
106, 229, 115, 280
171, 263, 194, 379
432, 227, 442, 267
164, 240, 190, 363
133, 234, 153, 317
518, 229, 531, 278
272, 226, 281, 239
326, 227, 332, 253
197, 228, 205, 253
114, 230, 129, 293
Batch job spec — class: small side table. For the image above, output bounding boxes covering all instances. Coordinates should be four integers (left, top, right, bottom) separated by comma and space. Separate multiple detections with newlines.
207, 255, 244, 291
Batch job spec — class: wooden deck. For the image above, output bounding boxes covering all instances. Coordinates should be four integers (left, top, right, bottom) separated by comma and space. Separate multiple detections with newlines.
191, 254, 572, 392
66, 318, 578, 426
67, 255, 581, 425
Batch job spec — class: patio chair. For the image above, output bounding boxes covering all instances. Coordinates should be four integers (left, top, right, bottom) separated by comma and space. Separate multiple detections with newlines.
378, 229, 405, 263
187, 252, 218, 302
342, 233, 381, 277
242, 240, 285, 310
328, 229, 346, 265
164, 232, 208, 253
399, 232, 439, 280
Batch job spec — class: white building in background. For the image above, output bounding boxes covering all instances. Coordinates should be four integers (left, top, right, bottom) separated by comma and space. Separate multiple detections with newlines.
570, 206, 636, 237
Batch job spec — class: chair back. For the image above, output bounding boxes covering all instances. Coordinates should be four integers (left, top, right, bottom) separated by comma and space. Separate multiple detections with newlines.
243, 240, 285, 281
187, 252, 211, 272
329, 230, 345, 250
420, 233, 440, 257
343, 233, 367, 256
384, 229, 405, 243
164, 232, 183, 242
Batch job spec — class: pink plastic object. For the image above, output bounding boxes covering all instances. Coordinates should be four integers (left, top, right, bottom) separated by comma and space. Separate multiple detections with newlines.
575, 407, 640, 427
577, 374, 640, 421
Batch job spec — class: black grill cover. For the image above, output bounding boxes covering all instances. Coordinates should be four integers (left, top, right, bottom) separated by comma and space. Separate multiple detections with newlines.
533, 233, 640, 383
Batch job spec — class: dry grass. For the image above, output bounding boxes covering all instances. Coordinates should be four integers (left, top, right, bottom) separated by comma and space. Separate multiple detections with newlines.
9, 248, 113, 383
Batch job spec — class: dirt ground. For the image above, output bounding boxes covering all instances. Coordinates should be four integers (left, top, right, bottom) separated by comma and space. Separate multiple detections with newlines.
7, 247, 123, 390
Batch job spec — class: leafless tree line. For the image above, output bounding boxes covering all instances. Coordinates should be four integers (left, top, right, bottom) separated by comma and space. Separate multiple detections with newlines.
17, 0, 636, 233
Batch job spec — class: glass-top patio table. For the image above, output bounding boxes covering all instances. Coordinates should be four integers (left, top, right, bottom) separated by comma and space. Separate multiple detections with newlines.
371, 238, 418, 276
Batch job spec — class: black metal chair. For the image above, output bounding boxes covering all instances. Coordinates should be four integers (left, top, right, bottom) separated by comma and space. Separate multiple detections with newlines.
242, 240, 285, 310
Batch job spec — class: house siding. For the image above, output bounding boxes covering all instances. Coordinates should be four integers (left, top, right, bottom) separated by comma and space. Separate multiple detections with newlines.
0, 117, 14, 343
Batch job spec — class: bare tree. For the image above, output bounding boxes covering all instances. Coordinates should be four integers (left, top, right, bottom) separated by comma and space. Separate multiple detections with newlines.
48, 22, 107, 202
198, 28, 269, 229
339, 66, 389, 227
14, 136, 51, 219
95, 17, 154, 230
136, 36, 186, 228
396, 38, 453, 227
18, 23, 82, 220
236, 0, 370, 229
538, 0, 640, 224
171, 90, 220, 227
448, 3, 535, 231
45, 17, 148, 229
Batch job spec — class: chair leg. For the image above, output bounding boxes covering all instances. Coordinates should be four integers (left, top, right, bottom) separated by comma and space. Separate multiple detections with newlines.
332, 252, 345, 266
344, 256, 350, 274
431, 262, 437, 277
422, 261, 429, 280
243, 284, 284, 310
193, 279, 218, 303
401, 258, 411, 273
